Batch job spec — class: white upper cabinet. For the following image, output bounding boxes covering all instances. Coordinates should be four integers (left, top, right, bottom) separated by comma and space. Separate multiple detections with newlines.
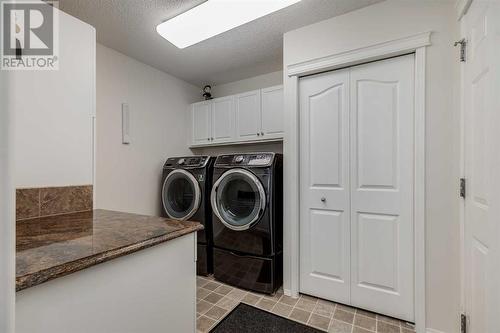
189, 85, 283, 147
235, 90, 262, 141
261, 85, 284, 139
212, 96, 235, 143
191, 101, 211, 144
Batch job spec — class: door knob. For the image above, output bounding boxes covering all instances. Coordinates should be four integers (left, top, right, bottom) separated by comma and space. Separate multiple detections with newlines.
321, 197, 326, 203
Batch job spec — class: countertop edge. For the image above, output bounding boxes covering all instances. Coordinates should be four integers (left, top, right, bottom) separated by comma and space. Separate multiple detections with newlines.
16, 223, 203, 292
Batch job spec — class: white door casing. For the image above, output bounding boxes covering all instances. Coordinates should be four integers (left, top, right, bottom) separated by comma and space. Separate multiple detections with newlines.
299, 69, 351, 304
349, 55, 415, 321
191, 101, 211, 144
299, 54, 415, 322
212, 96, 235, 143
288, 32, 429, 333
235, 90, 262, 140
462, 1, 500, 332
261, 85, 284, 139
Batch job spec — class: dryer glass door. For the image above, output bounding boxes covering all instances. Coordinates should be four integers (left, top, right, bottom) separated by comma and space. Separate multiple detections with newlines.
162, 169, 201, 220
212, 168, 266, 231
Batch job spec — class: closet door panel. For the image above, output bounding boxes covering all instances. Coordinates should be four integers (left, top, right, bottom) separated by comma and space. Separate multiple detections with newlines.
350, 54, 415, 321
299, 69, 350, 304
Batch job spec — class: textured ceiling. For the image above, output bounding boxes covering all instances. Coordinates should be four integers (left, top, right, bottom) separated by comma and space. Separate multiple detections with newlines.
59, 0, 383, 87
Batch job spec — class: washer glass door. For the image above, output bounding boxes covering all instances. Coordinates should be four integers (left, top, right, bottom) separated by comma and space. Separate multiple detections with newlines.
162, 169, 201, 220
212, 169, 266, 231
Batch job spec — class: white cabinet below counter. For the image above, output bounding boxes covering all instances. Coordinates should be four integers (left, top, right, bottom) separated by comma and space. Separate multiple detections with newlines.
189, 85, 283, 147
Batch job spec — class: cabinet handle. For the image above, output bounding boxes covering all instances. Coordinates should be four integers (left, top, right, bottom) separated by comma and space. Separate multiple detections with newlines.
261, 132, 264, 136
321, 197, 326, 203
207, 138, 210, 141
257, 133, 260, 136
211, 137, 214, 140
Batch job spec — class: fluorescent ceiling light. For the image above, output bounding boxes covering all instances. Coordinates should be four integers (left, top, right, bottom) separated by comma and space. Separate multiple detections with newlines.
156, 0, 302, 49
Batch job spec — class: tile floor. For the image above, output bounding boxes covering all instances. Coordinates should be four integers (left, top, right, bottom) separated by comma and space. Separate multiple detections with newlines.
196, 275, 416, 333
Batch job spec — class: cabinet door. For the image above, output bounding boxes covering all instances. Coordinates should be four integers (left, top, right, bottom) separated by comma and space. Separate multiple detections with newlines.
211, 96, 235, 143
191, 101, 211, 145
235, 90, 261, 141
261, 85, 284, 139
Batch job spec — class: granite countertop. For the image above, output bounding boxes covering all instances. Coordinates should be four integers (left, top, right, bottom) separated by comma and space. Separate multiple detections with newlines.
16, 209, 203, 291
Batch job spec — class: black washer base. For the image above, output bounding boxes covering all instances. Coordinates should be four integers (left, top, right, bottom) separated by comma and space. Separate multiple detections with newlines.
197, 243, 213, 276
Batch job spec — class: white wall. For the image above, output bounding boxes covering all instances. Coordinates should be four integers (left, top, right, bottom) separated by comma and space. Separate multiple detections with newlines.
13, 11, 95, 188
211, 70, 283, 97
283, 1, 460, 332
96, 44, 199, 216
0, 70, 15, 333
8, 6, 95, 331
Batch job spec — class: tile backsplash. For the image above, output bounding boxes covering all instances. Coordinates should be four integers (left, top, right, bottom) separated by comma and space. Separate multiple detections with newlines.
16, 185, 93, 221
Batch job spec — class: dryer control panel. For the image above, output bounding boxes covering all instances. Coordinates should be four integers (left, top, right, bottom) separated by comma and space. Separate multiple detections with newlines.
215, 153, 274, 167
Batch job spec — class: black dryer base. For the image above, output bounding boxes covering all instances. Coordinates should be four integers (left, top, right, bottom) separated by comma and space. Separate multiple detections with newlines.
213, 247, 282, 294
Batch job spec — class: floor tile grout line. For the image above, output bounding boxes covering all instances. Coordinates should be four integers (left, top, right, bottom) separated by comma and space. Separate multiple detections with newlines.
326, 302, 337, 332
197, 281, 414, 333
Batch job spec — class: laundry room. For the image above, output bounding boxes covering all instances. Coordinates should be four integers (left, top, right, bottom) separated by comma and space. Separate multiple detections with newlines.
2, 1, 499, 333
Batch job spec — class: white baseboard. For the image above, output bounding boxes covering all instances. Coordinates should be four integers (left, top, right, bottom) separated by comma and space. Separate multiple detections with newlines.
283, 289, 300, 298
426, 329, 447, 333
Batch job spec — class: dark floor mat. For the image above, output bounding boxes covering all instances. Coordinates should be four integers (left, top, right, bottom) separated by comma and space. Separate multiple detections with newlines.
210, 303, 323, 333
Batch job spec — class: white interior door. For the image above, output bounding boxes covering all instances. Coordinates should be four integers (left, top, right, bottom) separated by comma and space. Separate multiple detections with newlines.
299, 69, 351, 304
235, 90, 261, 140
191, 102, 211, 144
463, 1, 500, 332
212, 96, 235, 143
349, 55, 414, 321
299, 54, 415, 322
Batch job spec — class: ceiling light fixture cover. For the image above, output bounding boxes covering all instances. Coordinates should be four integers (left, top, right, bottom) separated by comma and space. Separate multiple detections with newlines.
156, 0, 302, 49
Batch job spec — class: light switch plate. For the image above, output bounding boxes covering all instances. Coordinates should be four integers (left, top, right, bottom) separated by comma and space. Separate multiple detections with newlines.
122, 103, 130, 144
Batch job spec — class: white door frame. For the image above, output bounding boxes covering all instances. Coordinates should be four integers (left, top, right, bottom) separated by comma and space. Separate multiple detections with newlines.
284, 31, 431, 333
457, 0, 471, 324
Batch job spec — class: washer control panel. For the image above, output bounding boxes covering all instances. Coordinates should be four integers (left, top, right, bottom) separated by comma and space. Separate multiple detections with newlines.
163, 156, 209, 169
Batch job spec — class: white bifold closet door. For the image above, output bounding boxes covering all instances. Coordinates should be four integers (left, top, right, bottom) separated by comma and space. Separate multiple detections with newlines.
299, 54, 415, 322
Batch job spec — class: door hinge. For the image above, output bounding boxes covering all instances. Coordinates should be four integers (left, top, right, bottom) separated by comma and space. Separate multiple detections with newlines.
454, 39, 467, 62
461, 313, 467, 333
460, 178, 466, 198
